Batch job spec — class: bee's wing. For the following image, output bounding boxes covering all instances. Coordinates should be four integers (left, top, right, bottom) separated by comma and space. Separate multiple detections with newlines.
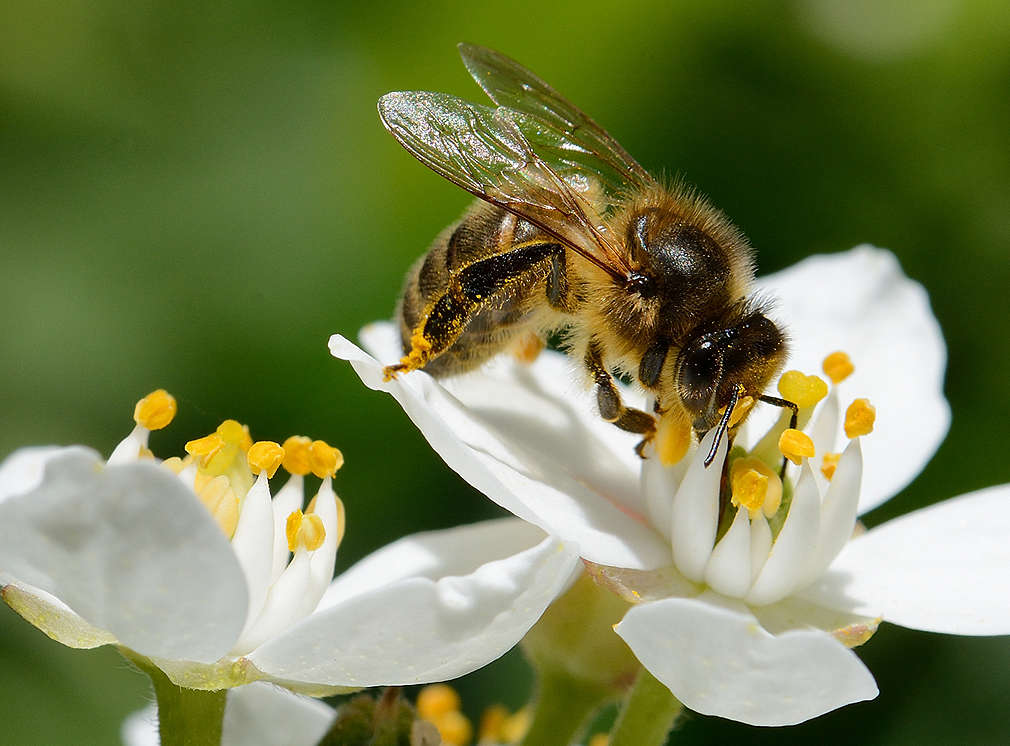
379, 90, 631, 278
458, 43, 655, 197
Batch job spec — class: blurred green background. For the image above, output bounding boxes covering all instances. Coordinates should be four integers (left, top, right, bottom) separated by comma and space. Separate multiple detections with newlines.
2, 0, 1008, 743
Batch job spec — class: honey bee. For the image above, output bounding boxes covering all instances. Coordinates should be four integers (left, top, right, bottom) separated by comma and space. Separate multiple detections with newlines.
380, 44, 796, 466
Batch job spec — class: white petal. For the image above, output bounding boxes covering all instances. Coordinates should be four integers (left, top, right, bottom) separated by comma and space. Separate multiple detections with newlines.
121, 683, 335, 746
615, 595, 878, 726
232, 473, 276, 630
670, 431, 725, 582
233, 551, 316, 655
269, 475, 304, 583
805, 439, 863, 584
2, 581, 117, 649
757, 246, 950, 513
0, 448, 247, 661
0, 446, 65, 502
747, 463, 821, 606
249, 520, 580, 687
800, 485, 1010, 635
329, 332, 669, 569
704, 508, 753, 598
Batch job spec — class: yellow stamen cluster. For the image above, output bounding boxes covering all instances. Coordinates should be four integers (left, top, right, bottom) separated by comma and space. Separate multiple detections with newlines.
778, 371, 829, 409
134, 389, 177, 431
281, 435, 312, 476
185, 433, 225, 468
417, 684, 472, 746
655, 406, 692, 466
779, 428, 815, 465
478, 703, 530, 745
823, 351, 854, 384
216, 419, 253, 452
845, 398, 876, 438
730, 457, 783, 518
309, 440, 344, 478
821, 452, 841, 480
247, 441, 284, 478
285, 509, 326, 552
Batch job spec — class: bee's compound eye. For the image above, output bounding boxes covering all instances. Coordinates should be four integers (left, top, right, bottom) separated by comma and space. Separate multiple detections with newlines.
679, 337, 723, 400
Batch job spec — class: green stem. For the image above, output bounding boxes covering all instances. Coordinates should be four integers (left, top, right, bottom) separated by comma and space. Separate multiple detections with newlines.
521, 670, 610, 746
123, 651, 227, 746
608, 668, 682, 746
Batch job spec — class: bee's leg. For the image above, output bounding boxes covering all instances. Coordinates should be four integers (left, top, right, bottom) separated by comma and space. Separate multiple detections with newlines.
384, 242, 563, 380
585, 342, 656, 456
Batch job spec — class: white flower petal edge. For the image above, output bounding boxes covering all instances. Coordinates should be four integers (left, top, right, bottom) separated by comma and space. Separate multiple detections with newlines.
757, 246, 949, 514
249, 518, 580, 687
0, 447, 248, 662
615, 594, 878, 726
121, 682, 335, 746
799, 484, 1010, 635
329, 329, 670, 570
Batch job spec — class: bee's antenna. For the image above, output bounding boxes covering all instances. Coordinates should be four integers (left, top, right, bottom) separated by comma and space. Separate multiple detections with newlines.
758, 394, 799, 476
704, 383, 744, 468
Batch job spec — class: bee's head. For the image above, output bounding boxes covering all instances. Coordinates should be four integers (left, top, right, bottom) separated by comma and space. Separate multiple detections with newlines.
676, 307, 787, 431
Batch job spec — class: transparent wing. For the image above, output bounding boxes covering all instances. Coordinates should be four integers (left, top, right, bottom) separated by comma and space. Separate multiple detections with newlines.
378, 90, 631, 278
458, 43, 655, 197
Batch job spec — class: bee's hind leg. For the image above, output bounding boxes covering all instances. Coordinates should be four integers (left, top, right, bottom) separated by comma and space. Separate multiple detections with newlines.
586, 342, 657, 456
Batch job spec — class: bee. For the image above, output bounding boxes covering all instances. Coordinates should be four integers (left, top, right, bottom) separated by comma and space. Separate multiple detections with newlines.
380, 44, 796, 466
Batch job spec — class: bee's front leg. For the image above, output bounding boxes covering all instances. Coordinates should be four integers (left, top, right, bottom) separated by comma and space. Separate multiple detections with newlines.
585, 342, 657, 457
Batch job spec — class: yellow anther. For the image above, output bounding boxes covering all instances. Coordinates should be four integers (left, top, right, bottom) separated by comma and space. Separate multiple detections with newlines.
823, 351, 855, 384
501, 708, 531, 743
430, 710, 472, 746
247, 441, 285, 478
478, 705, 509, 742
821, 452, 842, 480
281, 435, 312, 476
133, 389, 177, 431
777, 370, 829, 409
730, 457, 783, 518
216, 419, 252, 452
844, 398, 876, 438
655, 406, 691, 466
285, 510, 326, 552
417, 684, 461, 720
162, 456, 186, 474
308, 440, 344, 478
779, 428, 816, 465
185, 433, 225, 467
195, 474, 239, 538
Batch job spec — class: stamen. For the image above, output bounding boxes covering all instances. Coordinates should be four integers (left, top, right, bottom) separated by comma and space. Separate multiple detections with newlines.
730, 457, 783, 518
308, 440, 343, 478
479, 705, 509, 743
823, 351, 854, 384
655, 406, 691, 466
247, 441, 285, 478
417, 684, 461, 720
162, 456, 186, 474
133, 389, 177, 431
216, 419, 253, 452
821, 452, 842, 480
194, 474, 240, 537
185, 433, 225, 468
285, 510, 326, 551
281, 435, 312, 476
844, 398, 876, 438
777, 371, 828, 409
779, 428, 815, 465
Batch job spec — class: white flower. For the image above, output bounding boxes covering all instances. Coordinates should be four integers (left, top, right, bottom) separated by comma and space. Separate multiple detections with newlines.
330, 246, 1010, 725
0, 393, 579, 695
122, 682, 336, 746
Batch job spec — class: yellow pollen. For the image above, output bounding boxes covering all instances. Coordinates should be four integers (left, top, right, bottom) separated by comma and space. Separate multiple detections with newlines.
779, 428, 816, 465
655, 406, 691, 466
195, 474, 239, 538
133, 389, 177, 431
216, 419, 252, 451
479, 705, 509, 742
281, 435, 313, 476
777, 370, 829, 409
247, 441, 285, 478
417, 684, 461, 720
821, 452, 842, 480
308, 440, 343, 478
823, 351, 855, 384
844, 398, 876, 438
185, 433, 225, 467
730, 457, 782, 518
430, 710, 472, 746
285, 510, 326, 552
